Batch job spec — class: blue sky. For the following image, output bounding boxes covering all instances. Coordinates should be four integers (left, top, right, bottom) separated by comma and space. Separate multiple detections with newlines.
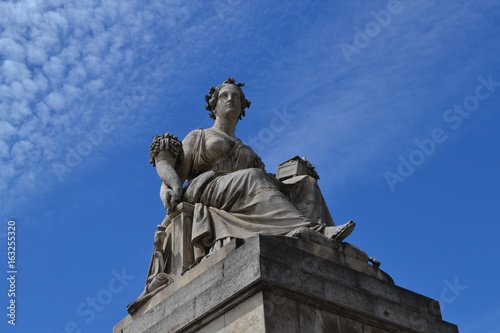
0, 0, 499, 332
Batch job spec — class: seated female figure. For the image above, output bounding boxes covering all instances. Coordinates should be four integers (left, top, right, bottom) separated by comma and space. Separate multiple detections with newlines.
150, 78, 354, 261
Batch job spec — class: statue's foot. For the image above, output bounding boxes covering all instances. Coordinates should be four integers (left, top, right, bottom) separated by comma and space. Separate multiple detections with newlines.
324, 220, 356, 242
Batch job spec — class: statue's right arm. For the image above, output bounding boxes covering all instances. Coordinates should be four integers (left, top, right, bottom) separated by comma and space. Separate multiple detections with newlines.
155, 151, 182, 212
155, 130, 197, 212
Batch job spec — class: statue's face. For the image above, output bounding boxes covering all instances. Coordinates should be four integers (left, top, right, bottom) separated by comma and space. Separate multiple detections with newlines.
214, 84, 242, 120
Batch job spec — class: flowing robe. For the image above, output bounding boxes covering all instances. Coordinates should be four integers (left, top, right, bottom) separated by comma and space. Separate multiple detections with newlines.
180, 129, 333, 260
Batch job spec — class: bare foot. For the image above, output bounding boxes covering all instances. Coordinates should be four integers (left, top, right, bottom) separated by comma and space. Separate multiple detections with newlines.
324, 220, 356, 242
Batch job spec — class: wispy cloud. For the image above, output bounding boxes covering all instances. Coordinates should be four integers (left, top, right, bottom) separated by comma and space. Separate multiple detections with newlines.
0, 0, 272, 215
0, 1, 204, 211
250, 0, 500, 188
461, 306, 500, 333
1, 0, 498, 215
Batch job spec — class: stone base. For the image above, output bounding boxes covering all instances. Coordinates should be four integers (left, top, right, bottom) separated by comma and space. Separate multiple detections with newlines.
113, 235, 458, 333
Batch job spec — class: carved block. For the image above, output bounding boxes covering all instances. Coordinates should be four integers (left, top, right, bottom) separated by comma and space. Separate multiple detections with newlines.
276, 156, 319, 180
159, 202, 195, 277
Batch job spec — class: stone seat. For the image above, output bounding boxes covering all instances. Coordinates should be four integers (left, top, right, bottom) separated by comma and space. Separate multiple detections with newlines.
146, 202, 393, 287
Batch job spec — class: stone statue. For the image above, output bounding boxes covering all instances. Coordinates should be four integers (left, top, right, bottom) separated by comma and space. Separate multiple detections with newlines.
153, 78, 355, 256
127, 78, 361, 313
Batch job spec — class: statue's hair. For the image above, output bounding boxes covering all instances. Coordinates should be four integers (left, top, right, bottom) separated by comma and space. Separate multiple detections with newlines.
204, 77, 251, 120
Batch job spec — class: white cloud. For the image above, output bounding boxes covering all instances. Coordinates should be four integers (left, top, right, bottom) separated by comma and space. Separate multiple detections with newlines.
22, 78, 39, 97
238, 0, 500, 191
0, 140, 10, 159
45, 91, 65, 111
44, 10, 69, 34
85, 79, 104, 93
66, 65, 87, 86
10, 140, 35, 163
34, 102, 51, 126
1, 0, 178, 212
9, 101, 32, 123
461, 306, 500, 333
18, 118, 39, 139
0, 38, 25, 61
43, 56, 65, 80
33, 73, 49, 93
2, 60, 31, 83
9, 81, 26, 100
0, 163, 15, 192
0, 121, 16, 139
0, 0, 238, 218
1, 0, 497, 224
26, 41, 49, 65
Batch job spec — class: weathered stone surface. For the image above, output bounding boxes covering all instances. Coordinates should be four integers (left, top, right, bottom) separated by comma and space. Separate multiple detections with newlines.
142, 78, 359, 303
113, 235, 458, 333
131, 78, 407, 315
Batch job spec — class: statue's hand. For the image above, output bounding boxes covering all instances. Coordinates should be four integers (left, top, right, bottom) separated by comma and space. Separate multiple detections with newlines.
160, 182, 182, 213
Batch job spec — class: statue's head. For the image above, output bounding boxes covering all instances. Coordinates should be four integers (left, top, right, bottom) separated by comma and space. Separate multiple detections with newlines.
204, 77, 251, 120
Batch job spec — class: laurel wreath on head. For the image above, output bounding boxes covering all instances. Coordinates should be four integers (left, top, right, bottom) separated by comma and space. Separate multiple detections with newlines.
204, 77, 251, 120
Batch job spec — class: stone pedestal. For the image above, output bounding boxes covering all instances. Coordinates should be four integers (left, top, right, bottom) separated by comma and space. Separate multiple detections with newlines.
113, 235, 458, 333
